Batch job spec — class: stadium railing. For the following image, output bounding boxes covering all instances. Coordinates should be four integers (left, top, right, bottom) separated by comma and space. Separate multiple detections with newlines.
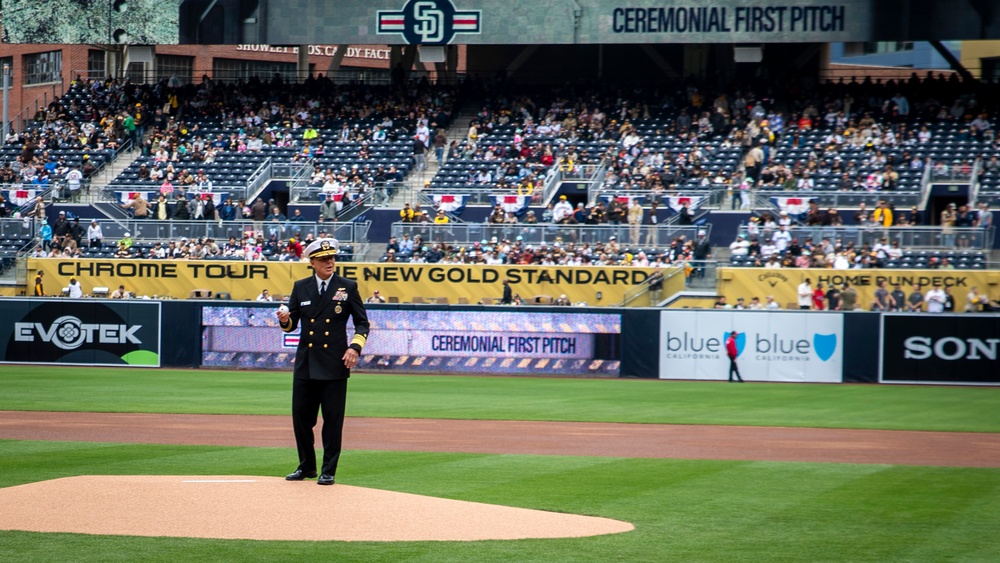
390, 223, 709, 247
735, 225, 996, 250
96, 219, 371, 247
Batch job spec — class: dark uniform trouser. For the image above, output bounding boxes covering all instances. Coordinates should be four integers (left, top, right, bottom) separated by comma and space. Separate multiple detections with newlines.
292, 378, 348, 476
728, 358, 743, 382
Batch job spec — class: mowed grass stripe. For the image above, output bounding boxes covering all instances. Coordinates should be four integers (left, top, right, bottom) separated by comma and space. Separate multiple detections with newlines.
1, 366, 999, 432
1, 440, 999, 562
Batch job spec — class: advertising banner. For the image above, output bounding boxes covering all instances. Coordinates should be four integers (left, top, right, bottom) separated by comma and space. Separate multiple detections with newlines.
717, 268, 993, 313
263, 0, 873, 45
31, 259, 657, 306
659, 310, 843, 382
881, 314, 1000, 385
202, 306, 621, 375
0, 299, 161, 367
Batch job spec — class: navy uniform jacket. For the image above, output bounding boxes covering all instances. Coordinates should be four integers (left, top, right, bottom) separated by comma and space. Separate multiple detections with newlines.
281, 274, 370, 380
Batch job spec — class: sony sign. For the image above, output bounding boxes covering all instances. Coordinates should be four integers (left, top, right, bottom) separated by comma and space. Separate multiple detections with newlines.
881, 314, 1000, 385
903, 337, 1000, 361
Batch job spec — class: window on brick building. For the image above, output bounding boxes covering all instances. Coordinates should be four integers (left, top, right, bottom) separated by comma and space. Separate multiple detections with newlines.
87, 50, 106, 81
155, 55, 194, 85
213, 58, 297, 83
23, 51, 62, 85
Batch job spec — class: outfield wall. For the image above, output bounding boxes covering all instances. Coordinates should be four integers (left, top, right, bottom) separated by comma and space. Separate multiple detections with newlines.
0, 298, 892, 382
3, 298, 992, 384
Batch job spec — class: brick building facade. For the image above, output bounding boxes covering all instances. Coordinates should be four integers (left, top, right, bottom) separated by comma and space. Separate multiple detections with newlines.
0, 42, 466, 132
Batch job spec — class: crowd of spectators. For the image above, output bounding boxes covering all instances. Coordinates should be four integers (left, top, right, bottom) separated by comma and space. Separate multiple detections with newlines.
719, 279, 1000, 313
435, 73, 1000, 208
31, 224, 350, 263
730, 196, 993, 269
381, 227, 711, 271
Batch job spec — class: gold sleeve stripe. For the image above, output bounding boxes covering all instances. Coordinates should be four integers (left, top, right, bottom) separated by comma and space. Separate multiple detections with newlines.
281, 321, 295, 333
351, 334, 367, 348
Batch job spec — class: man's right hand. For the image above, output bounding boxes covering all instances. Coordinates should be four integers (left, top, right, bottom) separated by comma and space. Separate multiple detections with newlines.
276, 307, 290, 325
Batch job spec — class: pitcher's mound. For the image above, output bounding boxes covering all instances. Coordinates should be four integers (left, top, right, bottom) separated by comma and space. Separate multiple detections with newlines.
0, 476, 634, 541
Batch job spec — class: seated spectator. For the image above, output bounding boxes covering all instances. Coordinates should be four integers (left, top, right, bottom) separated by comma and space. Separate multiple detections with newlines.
729, 234, 749, 256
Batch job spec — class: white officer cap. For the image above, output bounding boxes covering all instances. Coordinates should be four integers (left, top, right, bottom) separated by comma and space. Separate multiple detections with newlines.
305, 238, 339, 259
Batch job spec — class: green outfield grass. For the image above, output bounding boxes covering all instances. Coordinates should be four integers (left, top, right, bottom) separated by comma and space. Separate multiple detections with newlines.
1, 440, 998, 563
1, 366, 999, 432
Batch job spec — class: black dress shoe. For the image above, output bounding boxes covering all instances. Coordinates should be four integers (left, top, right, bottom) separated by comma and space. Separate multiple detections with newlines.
285, 469, 318, 481
317, 474, 335, 485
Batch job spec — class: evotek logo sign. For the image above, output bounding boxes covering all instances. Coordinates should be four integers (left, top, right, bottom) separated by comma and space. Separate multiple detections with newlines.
903, 337, 1000, 361
14, 316, 142, 351
377, 0, 481, 44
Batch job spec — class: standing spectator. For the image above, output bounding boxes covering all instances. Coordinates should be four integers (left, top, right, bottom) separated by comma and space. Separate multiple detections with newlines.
677, 200, 694, 225
872, 280, 891, 311
87, 220, 103, 248
889, 284, 906, 312
907, 284, 925, 312
250, 197, 267, 231
152, 194, 172, 221
203, 196, 217, 221
552, 195, 573, 223
978, 202, 993, 230
940, 203, 956, 247
692, 230, 712, 277
173, 198, 192, 220
943, 286, 956, 312
53, 211, 71, 240
40, 222, 53, 250
826, 284, 842, 311
925, 283, 947, 313
873, 200, 893, 228
32, 196, 46, 222
320, 194, 338, 223
500, 279, 513, 304
628, 199, 644, 246
812, 283, 826, 311
122, 193, 150, 219
644, 200, 660, 247
797, 278, 813, 310
34, 270, 44, 296
433, 129, 447, 167
965, 286, 984, 312
841, 282, 858, 311
412, 135, 427, 172
954, 204, 976, 248
65, 165, 84, 202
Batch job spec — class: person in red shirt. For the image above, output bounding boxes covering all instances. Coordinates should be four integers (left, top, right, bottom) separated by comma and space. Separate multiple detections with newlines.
725, 331, 743, 382
812, 283, 826, 310
288, 238, 304, 259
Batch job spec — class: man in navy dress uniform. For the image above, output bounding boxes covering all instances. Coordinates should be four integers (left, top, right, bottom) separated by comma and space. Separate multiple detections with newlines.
276, 238, 370, 485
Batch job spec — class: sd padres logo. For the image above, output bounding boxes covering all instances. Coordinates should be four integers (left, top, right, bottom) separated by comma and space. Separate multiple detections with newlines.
377, 0, 481, 45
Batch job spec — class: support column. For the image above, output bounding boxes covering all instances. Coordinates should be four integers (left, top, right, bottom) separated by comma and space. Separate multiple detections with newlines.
297, 44, 310, 83
326, 45, 349, 77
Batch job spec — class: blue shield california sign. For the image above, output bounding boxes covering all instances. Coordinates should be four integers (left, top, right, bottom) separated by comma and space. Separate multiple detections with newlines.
659, 310, 844, 382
